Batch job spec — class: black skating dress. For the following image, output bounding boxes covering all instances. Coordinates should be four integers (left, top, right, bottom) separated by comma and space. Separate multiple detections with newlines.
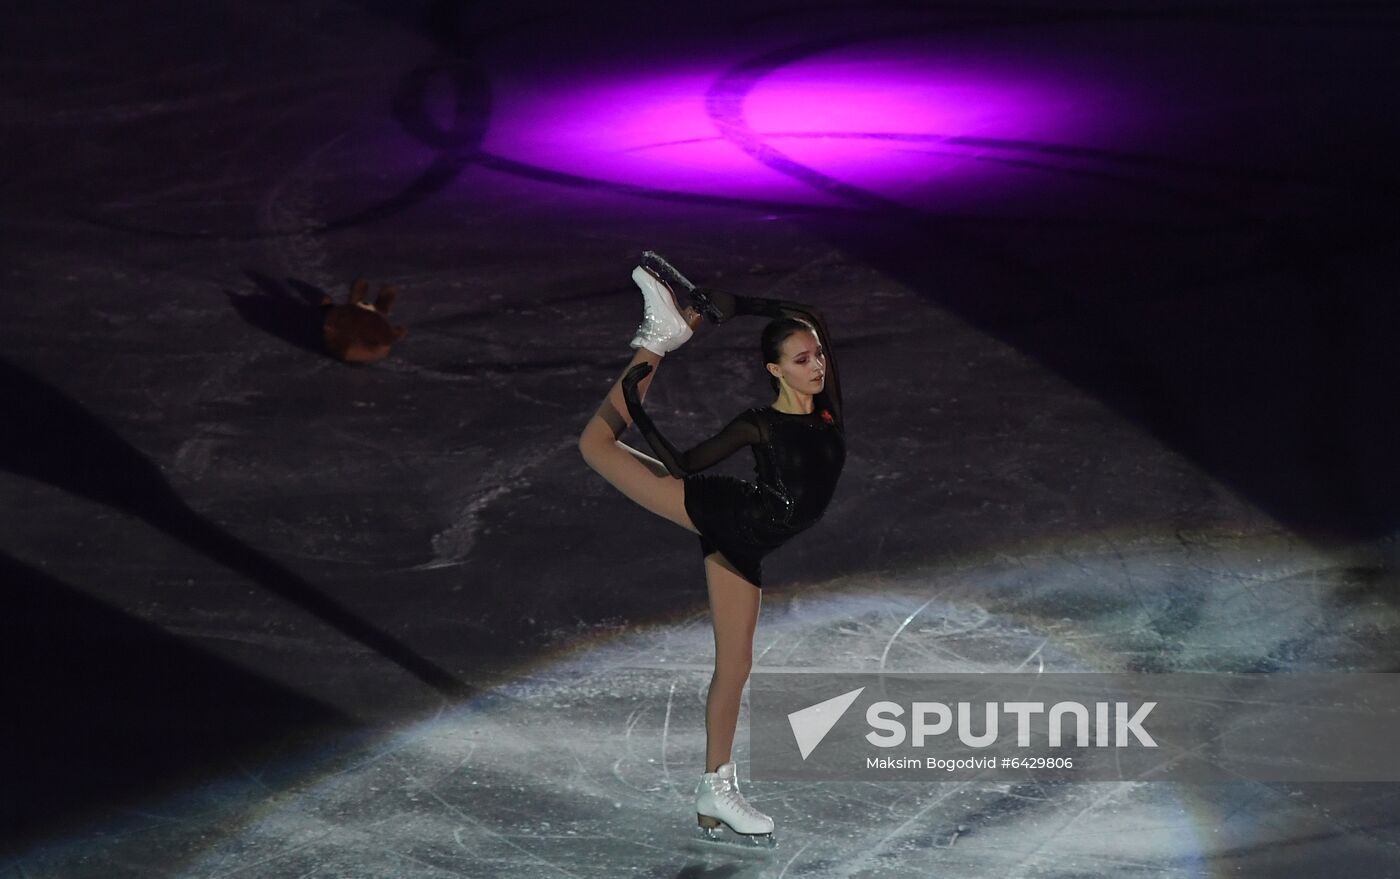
622, 294, 846, 587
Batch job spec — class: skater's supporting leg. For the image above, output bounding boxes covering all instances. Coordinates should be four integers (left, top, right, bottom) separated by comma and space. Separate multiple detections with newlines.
703, 552, 762, 772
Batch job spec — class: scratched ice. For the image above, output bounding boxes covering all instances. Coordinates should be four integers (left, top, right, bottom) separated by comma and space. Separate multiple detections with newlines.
5, 0, 1400, 876
12, 535, 1387, 879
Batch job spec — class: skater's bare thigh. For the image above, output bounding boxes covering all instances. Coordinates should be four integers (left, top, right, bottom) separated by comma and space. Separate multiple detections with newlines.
584, 431, 700, 534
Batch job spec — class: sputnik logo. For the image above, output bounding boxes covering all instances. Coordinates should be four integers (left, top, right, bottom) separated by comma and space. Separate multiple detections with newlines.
787, 687, 865, 760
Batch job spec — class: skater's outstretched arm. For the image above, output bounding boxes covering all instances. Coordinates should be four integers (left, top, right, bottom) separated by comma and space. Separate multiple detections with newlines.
691, 287, 843, 426
620, 363, 760, 479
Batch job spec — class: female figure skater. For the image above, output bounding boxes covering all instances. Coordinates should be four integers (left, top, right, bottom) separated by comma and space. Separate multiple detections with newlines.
577, 253, 846, 847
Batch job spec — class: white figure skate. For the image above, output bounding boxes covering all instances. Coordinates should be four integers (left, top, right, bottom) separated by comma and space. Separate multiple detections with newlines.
628, 265, 693, 355
694, 762, 777, 847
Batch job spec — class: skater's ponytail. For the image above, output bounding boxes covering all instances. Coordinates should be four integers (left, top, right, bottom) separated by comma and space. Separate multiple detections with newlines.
761, 317, 818, 393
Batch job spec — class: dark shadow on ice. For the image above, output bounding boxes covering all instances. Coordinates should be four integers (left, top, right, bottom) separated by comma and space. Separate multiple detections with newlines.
0, 357, 467, 698
228, 271, 328, 354
0, 552, 351, 849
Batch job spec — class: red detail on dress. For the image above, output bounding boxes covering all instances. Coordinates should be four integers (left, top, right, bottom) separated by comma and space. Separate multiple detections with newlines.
820, 409, 834, 425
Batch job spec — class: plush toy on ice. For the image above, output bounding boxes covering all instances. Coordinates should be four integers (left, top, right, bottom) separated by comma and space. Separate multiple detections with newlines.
320, 279, 407, 363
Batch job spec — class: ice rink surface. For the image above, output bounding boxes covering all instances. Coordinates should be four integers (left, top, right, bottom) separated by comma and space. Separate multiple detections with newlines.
3, 0, 1399, 876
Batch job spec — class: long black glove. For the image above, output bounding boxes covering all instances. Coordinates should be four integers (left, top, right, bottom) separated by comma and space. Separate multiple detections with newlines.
619, 362, 763, 478
620, 362, 688, 478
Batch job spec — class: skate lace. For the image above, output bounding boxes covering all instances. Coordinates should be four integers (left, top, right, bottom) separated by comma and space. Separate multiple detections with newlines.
717, 780, 763, 818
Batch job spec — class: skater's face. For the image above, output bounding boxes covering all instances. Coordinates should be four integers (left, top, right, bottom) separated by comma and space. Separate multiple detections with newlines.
768, 329, 826, 395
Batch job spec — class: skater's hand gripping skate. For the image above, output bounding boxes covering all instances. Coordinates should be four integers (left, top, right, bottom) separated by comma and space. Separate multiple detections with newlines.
640, 252, 733, 326
689, 287, 738, 325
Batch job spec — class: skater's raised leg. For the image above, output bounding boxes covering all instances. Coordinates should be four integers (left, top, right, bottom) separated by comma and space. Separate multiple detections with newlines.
577, 267, 703, 531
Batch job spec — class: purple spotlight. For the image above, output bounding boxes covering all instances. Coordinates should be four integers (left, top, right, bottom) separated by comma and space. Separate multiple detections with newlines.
482, 40, 1111, 209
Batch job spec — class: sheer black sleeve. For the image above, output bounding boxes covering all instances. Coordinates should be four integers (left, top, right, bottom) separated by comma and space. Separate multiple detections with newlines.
621, 395, 761, 479
732, 295, 843, 426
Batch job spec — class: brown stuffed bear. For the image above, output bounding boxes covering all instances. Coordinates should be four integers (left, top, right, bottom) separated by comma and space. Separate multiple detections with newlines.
320, 279, 407, 363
